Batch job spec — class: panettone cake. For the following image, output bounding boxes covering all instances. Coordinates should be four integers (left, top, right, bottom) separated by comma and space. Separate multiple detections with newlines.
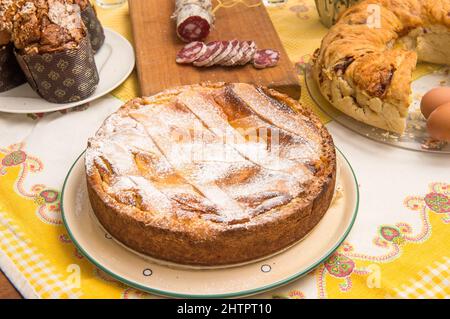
0, 0, 101, 102
11, 0, 86, 55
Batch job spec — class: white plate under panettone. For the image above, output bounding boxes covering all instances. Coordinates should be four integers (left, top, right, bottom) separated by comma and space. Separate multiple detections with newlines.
0, 28, 134, 114
61, 148, 359, 298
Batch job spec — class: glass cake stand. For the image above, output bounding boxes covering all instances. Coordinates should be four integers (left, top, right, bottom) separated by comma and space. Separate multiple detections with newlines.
304, 65, 450, 154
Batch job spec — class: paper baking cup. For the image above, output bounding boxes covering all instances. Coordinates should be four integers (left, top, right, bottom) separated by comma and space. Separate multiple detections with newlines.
15, 38, 99, 104
81, 4, 105, 53
0, 44, 26, 93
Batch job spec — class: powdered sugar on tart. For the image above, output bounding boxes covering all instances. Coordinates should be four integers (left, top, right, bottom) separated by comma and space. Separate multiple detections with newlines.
85, 82, 336, 266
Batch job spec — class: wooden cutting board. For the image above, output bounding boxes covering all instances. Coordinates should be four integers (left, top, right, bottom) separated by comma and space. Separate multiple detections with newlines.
128, 0, 301, 99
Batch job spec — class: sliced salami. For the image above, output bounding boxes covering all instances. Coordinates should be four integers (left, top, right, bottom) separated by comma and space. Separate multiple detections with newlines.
239, 41, 257, 65
248, 41, 257, 50
193, 41, 223, 67
176, 41, 207, 64
174, 39, 280, 69
173, 0, 215, 43
222, 44, 244, 66
253, 49, 280, 69
207, 41, 232, 66
240, 47, 256, 66
235, 41, 250, 65
218, 39, 240, 66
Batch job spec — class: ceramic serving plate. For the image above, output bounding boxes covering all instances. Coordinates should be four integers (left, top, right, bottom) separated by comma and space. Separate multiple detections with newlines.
62, 149, 359, 298
0, 28, 135, 114
305, 65, 450, 154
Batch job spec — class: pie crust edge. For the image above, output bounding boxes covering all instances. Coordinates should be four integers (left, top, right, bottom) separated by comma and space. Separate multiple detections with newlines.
85, 83, 337, 266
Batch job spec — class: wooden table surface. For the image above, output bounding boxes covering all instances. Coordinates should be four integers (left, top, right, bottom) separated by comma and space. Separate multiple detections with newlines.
0, 270, 22, 299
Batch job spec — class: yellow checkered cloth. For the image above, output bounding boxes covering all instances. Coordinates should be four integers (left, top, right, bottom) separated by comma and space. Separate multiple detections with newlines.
390, 257, 450, 299
0, 212, 81, 299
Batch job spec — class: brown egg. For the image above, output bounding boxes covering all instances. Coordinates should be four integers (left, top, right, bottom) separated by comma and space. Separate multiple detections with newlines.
420, 87, 450, 119
427, 102, 450, 142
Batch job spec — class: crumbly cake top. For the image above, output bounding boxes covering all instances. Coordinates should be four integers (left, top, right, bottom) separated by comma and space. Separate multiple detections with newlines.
0, 0, 18, 45
86, 83, 331, 226
68, 0, 89, 10
9, 0, 86, 54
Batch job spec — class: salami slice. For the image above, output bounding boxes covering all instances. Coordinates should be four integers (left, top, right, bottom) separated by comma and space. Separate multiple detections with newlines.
239, 41, 257, 65
241, 46, 257, 65
253, 49, 280, 69
218, 39, 240, 66
235, 41, 250, 65
176, 41, 207, 64
193, 41, 223, 67
223, 44, 244, 66
207, 41, 232, 66
173, 0, 215, 43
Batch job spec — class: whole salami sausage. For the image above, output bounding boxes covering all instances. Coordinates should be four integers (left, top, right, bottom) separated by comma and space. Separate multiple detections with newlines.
172, 0, 215, 43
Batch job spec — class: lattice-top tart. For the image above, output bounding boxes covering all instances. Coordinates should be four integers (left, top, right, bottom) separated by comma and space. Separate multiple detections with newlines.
85, 82, 336, 266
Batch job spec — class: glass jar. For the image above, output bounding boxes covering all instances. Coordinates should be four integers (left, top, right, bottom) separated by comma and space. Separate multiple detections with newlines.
95, 0, 126, 9
262, 0, 289, 7
314, 0, 360, 28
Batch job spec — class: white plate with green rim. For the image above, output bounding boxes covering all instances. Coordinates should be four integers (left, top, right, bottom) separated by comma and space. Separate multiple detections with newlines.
0, 28, 134, 114
61, 148, 359, 298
